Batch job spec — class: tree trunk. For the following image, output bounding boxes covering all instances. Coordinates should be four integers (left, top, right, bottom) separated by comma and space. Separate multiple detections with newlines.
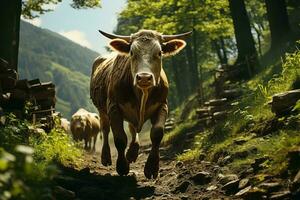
213, 39, 228, 66
228, 0, 259, 79
220, 37, 228, 65
0, 0, 22, 70
171, 57, 186, 103
265, 0, 291, 50
185, 38, 199, 92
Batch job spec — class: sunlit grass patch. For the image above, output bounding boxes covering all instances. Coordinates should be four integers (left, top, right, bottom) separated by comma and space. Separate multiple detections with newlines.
162, 120, 197, 144
29, 123, 83, 168
227, 125, 300, 175
177, 149, 201, 161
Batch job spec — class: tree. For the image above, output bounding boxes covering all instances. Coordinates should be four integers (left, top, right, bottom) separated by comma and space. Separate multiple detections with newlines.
0, 0, 101, 71
0, 0, 22, 70
22, 0, 101, 19
245, 0, 268, 57
265, 0, 291, 50
228, 0, 259, 78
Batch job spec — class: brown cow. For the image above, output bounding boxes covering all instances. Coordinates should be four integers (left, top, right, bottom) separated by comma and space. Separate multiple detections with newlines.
90, 29, 191, 178
70, 108, 100, 151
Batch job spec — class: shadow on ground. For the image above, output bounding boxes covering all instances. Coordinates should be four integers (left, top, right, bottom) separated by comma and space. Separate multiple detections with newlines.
54, 164, 155, 200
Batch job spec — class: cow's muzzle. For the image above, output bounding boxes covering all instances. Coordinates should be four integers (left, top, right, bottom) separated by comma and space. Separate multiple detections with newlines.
135, 72, 154, 89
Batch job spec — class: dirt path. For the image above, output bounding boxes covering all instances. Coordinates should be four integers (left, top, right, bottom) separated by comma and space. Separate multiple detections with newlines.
54, 123, 297, 200
53, 136, 235, 200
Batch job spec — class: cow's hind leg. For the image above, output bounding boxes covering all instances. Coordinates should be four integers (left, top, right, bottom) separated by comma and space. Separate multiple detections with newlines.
109, 105, 129, 176
144, 105, 168, 179
126, 123, 139, 163
100, 112, 112, 166
92, 134, 97, 152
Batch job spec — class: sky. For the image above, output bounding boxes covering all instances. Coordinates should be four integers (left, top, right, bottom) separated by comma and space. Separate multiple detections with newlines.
22, 0, 127, 54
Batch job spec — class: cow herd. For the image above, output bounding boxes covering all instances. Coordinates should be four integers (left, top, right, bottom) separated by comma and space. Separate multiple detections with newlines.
60, 29, 191, 178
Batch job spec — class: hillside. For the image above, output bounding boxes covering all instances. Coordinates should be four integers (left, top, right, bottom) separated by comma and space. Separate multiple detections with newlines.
18, 21, 99, 118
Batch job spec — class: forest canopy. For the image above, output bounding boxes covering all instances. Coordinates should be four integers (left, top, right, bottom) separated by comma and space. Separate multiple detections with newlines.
21, 0, 101, 19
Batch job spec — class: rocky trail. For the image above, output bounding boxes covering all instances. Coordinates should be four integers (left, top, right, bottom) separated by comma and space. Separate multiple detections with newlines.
52, 125, 300, 200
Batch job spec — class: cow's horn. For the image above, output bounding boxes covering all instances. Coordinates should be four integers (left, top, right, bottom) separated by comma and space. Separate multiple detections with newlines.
98, 30, 131, 43
162, 30, 193, 42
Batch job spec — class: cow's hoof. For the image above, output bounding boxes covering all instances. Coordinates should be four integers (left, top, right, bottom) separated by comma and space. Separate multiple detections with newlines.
116, 156, 129, 176
101, 149, 112, 166
126, 142, 139, 163
144, 151, 159, 179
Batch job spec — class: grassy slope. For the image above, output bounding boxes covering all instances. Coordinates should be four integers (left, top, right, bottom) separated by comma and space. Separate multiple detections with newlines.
18, 21, 99, 119
164, 44, 300, 177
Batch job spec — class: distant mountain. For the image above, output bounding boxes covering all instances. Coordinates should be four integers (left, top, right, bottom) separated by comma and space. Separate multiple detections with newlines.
18, 21, 100, 118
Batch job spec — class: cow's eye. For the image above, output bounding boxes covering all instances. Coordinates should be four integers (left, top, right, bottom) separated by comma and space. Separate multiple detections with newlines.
130, 51, 133, 56
158, 51, 162, 57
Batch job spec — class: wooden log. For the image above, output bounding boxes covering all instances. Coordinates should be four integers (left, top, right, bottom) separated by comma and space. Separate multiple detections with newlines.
30, 81, 54, 91
31, 88, 55, 100
204, 101, 210, 106
270, 89, 300, 116
15, 79, 30, 90
0, 69, 18, 79
28, 79, 41, 86
213, 111, 228, 121
196, 108, 209, 114
35, 98, 56, 109
31, 108, 55, 118
208, 105, 231, 114
0, 93, 10, 104
208, 98, 228, 106
0, 77, 17, 90
221, 89, 243, 99
165, 125, 174, 132
198, 116, 212, 124
165, 121, 175, 126
0, 69, 18, 90
198, 112, 210, 119
0, 58, 9, 71
10, 89, 29, 100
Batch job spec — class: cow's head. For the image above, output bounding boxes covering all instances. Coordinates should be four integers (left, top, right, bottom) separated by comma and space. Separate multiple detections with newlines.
99, 29, 191, 90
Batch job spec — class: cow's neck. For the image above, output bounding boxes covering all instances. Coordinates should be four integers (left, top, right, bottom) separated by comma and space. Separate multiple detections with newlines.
133, 86, 153, 133
137, 88, 148, 132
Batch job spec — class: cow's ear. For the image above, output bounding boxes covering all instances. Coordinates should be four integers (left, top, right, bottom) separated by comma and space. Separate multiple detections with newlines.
109, 39, 130, 55
162, 39, 186, 57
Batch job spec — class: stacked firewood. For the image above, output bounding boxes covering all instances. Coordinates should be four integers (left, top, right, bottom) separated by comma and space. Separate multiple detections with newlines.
0, 58, 56, 131
196, 98, 233, 125
164, 117, 175, 132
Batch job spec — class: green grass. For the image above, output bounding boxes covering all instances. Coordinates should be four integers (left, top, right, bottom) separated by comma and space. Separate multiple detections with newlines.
172, 47, 300, 176
0, 114, 83, 199
162, 119, 197, 144
30, 119, 83, 168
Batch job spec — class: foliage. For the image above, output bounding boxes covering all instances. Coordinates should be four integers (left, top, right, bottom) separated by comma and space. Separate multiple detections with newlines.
265, 49, 300, 96
0, 115, 51, 200
0, 146, 55, 200
18, 21, 98, 118
172, 47, 300, 176
0, 113, 30, 151
0, 113, 82, 199
30, 118, 83, 167
22, 0, 101, 19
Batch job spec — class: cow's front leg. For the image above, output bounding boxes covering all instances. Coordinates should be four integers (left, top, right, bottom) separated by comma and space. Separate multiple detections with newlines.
109, 105, 129, 175
144, 104, 168, 179
126, 123, 139, 163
